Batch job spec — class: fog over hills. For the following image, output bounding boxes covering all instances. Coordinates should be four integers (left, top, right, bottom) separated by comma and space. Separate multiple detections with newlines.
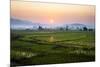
11, 18, 41, 29
10, 18, 95, 30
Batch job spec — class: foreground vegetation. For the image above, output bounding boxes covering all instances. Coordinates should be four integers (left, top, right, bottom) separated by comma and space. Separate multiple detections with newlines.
11, 30, 95, 66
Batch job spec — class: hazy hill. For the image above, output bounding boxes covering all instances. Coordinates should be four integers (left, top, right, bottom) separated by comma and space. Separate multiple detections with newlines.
10, 18, 94, 30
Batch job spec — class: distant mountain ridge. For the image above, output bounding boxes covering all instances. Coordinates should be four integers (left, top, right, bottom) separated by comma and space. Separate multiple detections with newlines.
70, 23, 86, 26
11, 18, 41, 29
10, 18, 94, 30
11, 18, 34, 25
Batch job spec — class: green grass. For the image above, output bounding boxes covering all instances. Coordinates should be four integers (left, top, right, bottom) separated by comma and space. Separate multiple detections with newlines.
11, 30, 95, 66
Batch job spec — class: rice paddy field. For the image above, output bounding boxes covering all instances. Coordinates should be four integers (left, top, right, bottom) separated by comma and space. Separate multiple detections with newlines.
11, 30, 95, 66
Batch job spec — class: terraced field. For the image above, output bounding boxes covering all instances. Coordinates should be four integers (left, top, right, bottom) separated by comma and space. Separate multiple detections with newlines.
11, 30, 95, 66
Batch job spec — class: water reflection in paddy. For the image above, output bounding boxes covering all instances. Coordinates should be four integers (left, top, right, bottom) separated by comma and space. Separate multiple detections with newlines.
49, 36, 54, 42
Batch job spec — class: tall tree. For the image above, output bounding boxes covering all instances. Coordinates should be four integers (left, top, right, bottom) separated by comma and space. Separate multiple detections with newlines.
38, 26, 43, 30
66, 25, 68, 31
83, 26, 88, 31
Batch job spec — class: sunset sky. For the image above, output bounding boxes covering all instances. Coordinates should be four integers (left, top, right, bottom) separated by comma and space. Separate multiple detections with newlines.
11, 1, 95, 26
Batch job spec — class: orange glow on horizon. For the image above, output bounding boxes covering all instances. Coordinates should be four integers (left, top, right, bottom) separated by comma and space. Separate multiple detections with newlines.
11, 1, 95, 24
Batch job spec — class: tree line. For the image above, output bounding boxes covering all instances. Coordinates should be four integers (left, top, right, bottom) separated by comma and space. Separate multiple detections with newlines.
37, 25, 94, 31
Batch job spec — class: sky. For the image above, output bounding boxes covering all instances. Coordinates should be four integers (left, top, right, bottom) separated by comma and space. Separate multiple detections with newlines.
11, 0, 95, 27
